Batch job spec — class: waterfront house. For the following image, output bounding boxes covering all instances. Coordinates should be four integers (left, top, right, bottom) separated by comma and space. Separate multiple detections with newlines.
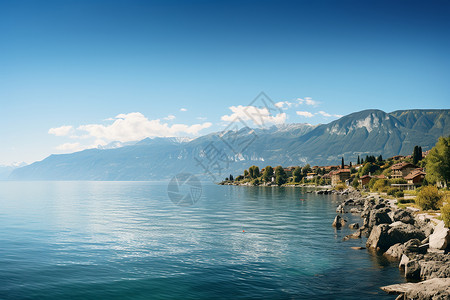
391, 162, 417, 179
331, 169, 351, 186
359, 175, 371, 187
404, 169, 426, 187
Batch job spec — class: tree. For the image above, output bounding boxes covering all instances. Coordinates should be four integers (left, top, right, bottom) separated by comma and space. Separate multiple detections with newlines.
416, 186, 443, 210
413, 145, 420, 165
244, 170, 249, 178
349, 162, 352, 168
302, 164, 312, 175
425, 137, 450, 187
229, 174, 234, 181
254, 166, 260, 178
357, 155, 360, 165
341, 157, 345, 169
377, 155, 383, 163
275, 166, 287, 186
293, 166, 302, 182
262, 166, 274, 182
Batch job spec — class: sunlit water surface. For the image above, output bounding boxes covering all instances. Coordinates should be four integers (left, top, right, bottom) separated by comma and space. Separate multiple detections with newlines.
0, 181, 404, 299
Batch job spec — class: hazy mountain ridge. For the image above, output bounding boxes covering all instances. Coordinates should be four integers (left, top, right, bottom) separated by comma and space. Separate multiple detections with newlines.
9, 109, 450, 181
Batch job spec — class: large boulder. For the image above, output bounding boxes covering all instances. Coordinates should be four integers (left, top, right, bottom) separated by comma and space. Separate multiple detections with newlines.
381, 278, 450, 299
384, 243, 405, 260
429, 221, 450, 250
332, 215, 346, 228
349, 223, 359, 229
392, 209, 414, 224
366, 224, 426, 252
405, 260, 421, 279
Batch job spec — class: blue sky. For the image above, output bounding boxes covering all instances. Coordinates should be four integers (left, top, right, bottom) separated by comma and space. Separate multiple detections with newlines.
1, 0, 449, 165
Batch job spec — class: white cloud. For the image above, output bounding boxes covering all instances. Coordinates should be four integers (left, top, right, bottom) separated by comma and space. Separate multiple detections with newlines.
48, 125, 73, 136
163, 114, 176, 121
296, 111, 314, 118
318, 111, 332, 117
196, 116, 207, 121
275, 101, 293, 110
318, 111, 343, 118
297, 97, 319, 106
180, 108, 187, 112
221, 105, 286, 126
77, 112, 212, 143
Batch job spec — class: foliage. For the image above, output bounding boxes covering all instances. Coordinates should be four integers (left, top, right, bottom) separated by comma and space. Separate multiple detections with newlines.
262, 166, 274, 182
293, 166, 302, 182
412, 145, 423, 165
360, 163, 380, 176
335, 184, 346, 191
425, 136, 450, 187
248, 165, 260, 179
235, 175, 244, 181
372, 179, 390, 192
244, 170, 249, 178
229, 174, 234, 181
394, 190, 404, 198
441, 203, 450, 228
390, 178, 407, 184
357, 155, 360, 165
352, 179, 360, 189
398, 198, 414, 204
416, 186, 444, 210
387, 187, 399, 196
341, 157, 344, 169
275, 166, 287, 186
252, 178, 260, 186
302, 164, 312, 175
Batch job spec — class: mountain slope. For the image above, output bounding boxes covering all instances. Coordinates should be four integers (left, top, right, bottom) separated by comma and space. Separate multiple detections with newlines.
9, 109, 450, 181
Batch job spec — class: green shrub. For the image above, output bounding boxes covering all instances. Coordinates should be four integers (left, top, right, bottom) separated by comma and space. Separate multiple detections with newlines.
252, 178, 260, 186
387, 187, 399, 196
372, 179, 390, 192
335, 184, 346, 191
390, 178, 407, 184
416, 186, 443, 210
394, 190, 404, 198
441, 203, 450, 228
398, 198, 413, 204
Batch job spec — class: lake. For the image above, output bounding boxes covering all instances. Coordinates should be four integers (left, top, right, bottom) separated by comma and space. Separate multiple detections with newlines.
0, 181, 404, 299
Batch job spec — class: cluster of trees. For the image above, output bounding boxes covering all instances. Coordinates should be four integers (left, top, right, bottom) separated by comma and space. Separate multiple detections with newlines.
226, 163, 331, 186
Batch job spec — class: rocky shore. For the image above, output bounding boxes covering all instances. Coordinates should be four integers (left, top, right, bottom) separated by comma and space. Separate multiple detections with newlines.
328, 189, 450, 300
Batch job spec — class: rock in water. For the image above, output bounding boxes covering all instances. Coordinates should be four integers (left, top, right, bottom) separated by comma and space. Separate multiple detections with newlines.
429, 221, 450, 250
366, 224, 426, 252
384, 243, 405, 260
332, 215, 346, 228
349, 223, 359, 229
381, 278, 450, 299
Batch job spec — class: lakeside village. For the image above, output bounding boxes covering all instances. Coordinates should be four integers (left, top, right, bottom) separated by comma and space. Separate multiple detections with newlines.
220, 136, 450, 227
220, 136, 450, 298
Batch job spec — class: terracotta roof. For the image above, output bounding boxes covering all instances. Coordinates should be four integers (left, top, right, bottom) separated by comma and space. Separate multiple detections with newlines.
335, 169, 351, 174
360, 175, 371, 179
391, 162, 416, 170
404, 169, 426, 180
374, 174, 386, 179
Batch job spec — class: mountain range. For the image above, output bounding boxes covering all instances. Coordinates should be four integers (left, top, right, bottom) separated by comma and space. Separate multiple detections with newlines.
9, 109, 450, 181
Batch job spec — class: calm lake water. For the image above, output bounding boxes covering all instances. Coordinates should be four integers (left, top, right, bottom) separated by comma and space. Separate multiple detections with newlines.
0, 181, 404, 299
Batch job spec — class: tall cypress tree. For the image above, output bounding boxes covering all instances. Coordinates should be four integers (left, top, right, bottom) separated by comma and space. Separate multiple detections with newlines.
357, 155, 360, 165
341, 157, 345, 169
413, 146, 419, 165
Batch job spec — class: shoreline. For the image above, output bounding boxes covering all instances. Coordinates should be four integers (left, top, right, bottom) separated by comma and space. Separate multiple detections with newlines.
334, 189, 449, 299
220, 182, 450, 298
